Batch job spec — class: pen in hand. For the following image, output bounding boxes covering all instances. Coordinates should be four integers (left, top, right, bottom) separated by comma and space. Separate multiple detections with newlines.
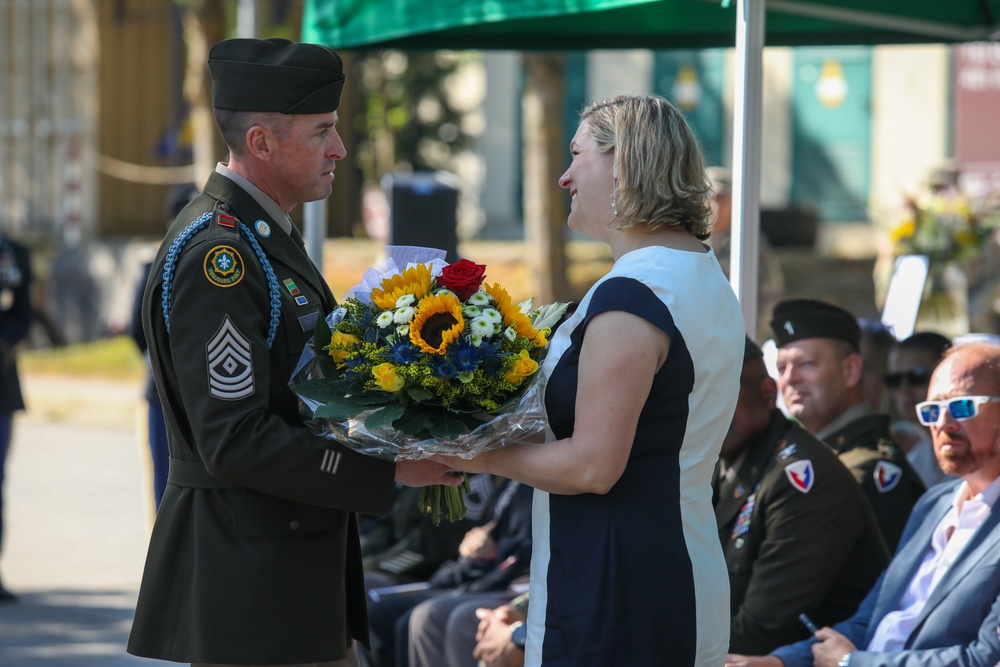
799, 613, 819, 635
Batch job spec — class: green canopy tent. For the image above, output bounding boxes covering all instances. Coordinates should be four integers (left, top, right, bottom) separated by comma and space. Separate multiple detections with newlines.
301, 0, 1000, 334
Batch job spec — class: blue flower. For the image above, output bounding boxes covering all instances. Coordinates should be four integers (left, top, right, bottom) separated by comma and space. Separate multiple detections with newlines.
432, 358, 459, 379
388, 340, 420, 365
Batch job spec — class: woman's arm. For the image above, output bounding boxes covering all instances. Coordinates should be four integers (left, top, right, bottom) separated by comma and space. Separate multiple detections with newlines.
441, 309, 668, 495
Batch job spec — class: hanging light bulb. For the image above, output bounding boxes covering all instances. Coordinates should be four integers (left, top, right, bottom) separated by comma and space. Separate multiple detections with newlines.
816, 59, 848, 108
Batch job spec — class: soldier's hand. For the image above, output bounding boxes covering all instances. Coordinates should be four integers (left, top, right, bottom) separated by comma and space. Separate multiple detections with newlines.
394, 459, 466, 487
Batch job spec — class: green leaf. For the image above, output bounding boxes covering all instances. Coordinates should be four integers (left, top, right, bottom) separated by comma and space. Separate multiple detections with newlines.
293, 379, 347, 404
365, 403, 406, 430
406, 387, 435, 402
313, 392, 393, 421
314, 311, 332, 349
392, 406, 434, 435
428, 411, 472, 439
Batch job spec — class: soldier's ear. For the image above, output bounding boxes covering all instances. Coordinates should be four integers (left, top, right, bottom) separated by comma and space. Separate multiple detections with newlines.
842, 351, 864, 388
245, 125, 273, 160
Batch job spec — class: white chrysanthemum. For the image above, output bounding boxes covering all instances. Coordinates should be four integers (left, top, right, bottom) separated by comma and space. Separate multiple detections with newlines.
376, 311, 395, 328
395, 294, 416, 308
436, 288, 456, 299
393, 306, 415, 323
463, 305, 481, 318
470, 317, 495, 337
326, 307, 347, 328
504, 326, 517, 341
469, 334, 483, 347
396, 324, 410, 336
468, 291, 491, 306
482, 308, 503, 324
458, 371, 475, 384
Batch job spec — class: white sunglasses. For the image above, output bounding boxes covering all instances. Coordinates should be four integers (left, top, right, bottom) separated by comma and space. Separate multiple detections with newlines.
915, 395, 1000, 426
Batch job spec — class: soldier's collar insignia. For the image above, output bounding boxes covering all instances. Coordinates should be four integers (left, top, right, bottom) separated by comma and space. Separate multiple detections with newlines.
255, 220, 271, 237
873, 460, 902, 493
204, 245, 245, 288
784, 460, 814, 493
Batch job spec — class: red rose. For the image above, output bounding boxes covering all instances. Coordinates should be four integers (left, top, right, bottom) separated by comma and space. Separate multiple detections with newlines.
437, 259, 487, 300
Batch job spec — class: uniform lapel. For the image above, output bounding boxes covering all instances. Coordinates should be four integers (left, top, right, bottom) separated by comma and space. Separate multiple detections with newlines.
715, 413, 785, 528
911, 494, 1000, 631
867, 489, 953, 631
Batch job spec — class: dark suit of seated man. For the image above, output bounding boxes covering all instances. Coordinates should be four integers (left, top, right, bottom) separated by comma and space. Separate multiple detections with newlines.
715, 338, 889, 655
726, 341, 1000, 667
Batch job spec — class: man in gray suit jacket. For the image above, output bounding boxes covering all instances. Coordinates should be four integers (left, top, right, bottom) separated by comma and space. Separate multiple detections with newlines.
726, 341, 1000, 667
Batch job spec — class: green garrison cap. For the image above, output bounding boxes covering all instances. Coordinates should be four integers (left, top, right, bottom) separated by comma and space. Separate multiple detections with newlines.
208, 38, 345, 114
769, 298, 861, 352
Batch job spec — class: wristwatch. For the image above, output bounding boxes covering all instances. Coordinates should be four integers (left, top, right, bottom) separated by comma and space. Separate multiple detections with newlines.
837, 652, 853, 667
510, 621, 527, 650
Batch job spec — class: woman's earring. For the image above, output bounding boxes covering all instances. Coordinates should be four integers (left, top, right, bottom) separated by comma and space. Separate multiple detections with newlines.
611, 196, 618, 216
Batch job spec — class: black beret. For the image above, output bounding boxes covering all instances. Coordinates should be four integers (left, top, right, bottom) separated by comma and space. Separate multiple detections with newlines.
769, 299, 860, 351
208, 38, 345, 114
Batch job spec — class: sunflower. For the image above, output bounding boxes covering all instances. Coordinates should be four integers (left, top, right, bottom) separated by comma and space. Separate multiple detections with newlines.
410, 293, 465, 354
370, 264, 433, 310
483, 283, 547, 347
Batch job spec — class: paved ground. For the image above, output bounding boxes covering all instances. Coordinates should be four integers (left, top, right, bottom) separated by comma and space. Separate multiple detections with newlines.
0, 373, 159, 665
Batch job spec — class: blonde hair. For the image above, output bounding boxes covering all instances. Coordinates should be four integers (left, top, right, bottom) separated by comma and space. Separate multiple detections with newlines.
580, 94, 713, 239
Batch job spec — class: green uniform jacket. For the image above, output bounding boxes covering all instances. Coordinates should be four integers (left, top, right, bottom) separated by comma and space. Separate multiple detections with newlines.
714, 412, 890, 655
127, 172, 396, 664
824, 413, 926, 552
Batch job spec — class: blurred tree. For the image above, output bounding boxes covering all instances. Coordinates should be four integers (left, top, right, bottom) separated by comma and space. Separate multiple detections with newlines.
354, 50, 478, 184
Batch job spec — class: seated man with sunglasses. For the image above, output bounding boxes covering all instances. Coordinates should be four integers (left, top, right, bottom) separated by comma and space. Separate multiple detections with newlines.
727, 342, 1000, 667
886, 332, 954, 488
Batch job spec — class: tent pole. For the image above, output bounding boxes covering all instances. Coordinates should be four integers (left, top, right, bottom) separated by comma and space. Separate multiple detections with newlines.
731, 0, 765, 338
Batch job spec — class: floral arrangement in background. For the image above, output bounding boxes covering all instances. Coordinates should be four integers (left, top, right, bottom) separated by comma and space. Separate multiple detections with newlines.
291, 246, 568, 523
887, 189, 999, 272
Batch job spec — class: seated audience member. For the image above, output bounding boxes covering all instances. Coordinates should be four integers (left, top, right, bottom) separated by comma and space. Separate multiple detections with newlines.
364, 478, 532, 667
407, 586, 526, 667
885, 331, 953, 488
770, 299, 925, 551
857, 319, 895, 413
362, 474, 496, 589
726, 342, 1000, 667
715, 338, 889, 655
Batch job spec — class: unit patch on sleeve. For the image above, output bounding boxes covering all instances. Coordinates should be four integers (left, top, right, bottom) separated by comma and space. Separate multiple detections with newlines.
784, 460, 815, 493
206, 315, 254, 400
873, 460, 902, 493
204, 245, 245, 288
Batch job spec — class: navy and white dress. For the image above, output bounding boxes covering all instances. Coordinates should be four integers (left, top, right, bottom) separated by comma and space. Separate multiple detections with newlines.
526, 245, 745, 666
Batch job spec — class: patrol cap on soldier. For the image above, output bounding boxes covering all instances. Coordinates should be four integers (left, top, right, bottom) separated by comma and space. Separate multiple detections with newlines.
769, 298, 861, 352
208, 38, 345, 114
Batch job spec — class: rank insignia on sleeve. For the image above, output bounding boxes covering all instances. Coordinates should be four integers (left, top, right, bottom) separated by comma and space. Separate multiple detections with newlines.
204, 245, 245, 288
206, 315, 254, 400
873, 460, 902, 493
777, 442, 797, 460
321, 448, 343, 475
784, 460, 814, 493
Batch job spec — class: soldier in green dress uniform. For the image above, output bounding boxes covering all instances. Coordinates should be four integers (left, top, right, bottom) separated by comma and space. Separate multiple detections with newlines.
126, 38, 461, 667
715, 338, 889, 655
769, 299, 925, 552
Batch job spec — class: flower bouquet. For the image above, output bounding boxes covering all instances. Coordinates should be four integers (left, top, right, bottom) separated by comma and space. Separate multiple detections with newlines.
290, 246, 568, 524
